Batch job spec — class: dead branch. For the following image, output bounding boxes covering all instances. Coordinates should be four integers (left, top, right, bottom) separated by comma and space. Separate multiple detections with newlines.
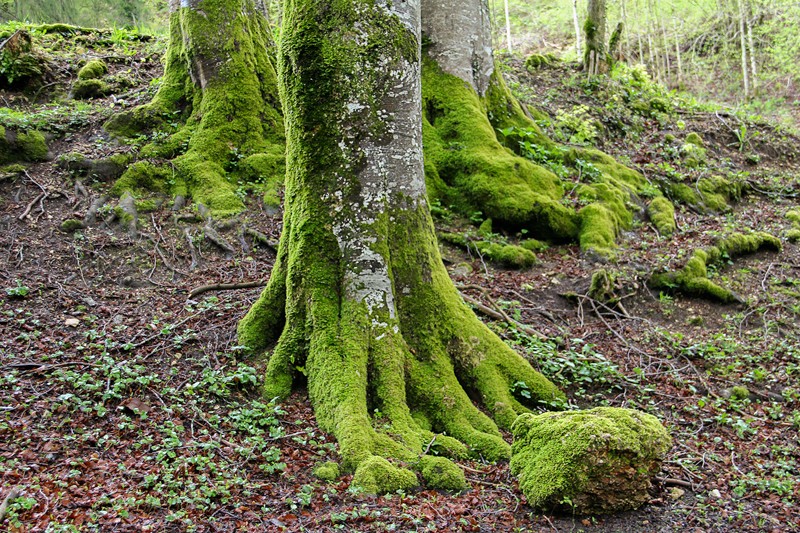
189, 280, 267, 299
0, 487, 21, 523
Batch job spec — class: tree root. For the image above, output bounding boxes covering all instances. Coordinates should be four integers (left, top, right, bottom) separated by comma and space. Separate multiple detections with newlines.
202, 224, 236, 255
183, 228, 201, 271
189, 280, 266, 299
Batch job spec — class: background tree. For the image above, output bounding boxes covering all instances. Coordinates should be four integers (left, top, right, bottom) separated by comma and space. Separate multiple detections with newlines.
237, 0, 563, 492
584, 0, 607, 74
105, 0, 283, 215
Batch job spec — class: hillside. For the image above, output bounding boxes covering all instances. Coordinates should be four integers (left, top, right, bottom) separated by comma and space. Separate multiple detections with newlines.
1, 25, 799, 532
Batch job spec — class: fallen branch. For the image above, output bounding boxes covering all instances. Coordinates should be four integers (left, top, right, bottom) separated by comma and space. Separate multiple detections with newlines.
656, 477, 696, 490
189, 280, 267, 299
459, 290, 546, 340
0, 487, 21, 523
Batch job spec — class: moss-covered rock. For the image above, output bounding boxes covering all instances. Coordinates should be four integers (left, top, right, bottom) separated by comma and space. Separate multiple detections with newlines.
313, 461, 340, 482
649, 232, 782, 303
786, 209, 800, 242
647, 197, 677, 236
418, 455, 467, 492
352, 456, 418, 495
510, 407, 671, 514
72, 78, 111, 99
681, 142, 706, 168
520, 238, 548, 252
77, 59, 107, 80
0, 127, 49, 164
525, 53, 557, 72
60, 219, 84, 232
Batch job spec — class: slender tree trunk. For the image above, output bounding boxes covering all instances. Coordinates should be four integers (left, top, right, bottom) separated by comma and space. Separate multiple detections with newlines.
573, 0, 582, 59
746, 1, 757, 91
238, 0, 563, 493
503, 0, 513, 52
738, 0, 749, 99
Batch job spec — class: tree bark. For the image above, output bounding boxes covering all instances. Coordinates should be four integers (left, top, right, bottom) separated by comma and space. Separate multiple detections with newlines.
584, 0, 607, 74
105, 0, 284, 215
238, 0, 563, 492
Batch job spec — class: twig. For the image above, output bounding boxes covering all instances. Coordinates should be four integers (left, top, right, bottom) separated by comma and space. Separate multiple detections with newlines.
422, 435, 436, 456
0, 487, 21, 523
656, 477, 696, 490
184, 228, 200, 270
459, 291, 545, 340
189, 280, 267, 299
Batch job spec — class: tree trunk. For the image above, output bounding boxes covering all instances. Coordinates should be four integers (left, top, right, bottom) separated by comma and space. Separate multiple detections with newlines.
105, 0, 284, 216
420, 0, 577, 241
238, 0, 563, 493
584, 0, 607, 74
503, 0, 513, 53
572, 0, 582, 60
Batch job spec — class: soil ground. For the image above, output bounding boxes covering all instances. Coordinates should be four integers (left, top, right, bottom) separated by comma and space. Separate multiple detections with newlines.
1, 27, 799, 532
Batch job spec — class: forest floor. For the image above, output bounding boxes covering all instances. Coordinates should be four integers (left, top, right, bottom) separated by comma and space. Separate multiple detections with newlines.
1, 27, 799, 533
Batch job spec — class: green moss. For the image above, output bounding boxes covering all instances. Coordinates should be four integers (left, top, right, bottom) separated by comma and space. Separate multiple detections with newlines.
786, 229, 800, 243
422, 58, 574, 240
60, 219, 84, 232
418, 455, 467, 492
685, 132, 704, 147
520, 238, 548, 252
525, 53, 557, 71
16, 130, 48, 161
135, 199, 159, 213
77, 59, 107, 80
313, 461, 340, 482
104, 0, 283, 217
681, 142, 706, 168
578, 204, 618, 259
113, 161, 169, 196
72, 78, 111, 99
478, 218, 493, 236
352, 456, 418, 495
731, 386, 750, 401
510, 407, 672, 513
647, 197, 677, 236
650, 232, 781, 302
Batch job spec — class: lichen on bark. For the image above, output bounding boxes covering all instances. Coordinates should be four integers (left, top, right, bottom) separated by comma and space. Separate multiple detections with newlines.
238, 0, 563, 494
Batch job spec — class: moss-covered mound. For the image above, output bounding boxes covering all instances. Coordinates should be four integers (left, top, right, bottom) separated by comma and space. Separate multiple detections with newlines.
650, 232, 782, 303
0, 126, 48, 163
510, 407, 671, 514
439, 231, 538, 269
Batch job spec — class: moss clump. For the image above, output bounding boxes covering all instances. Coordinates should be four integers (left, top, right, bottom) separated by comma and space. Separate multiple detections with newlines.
72, 78, 111, 99
16, 130, 48, 161
60, 219, 84, 232
525, 53, 557, 71
1, 127, 48, 163
650, 232, 782, 303
520, 238, 548, 252
668, 176, 746, 213
77, 59, 107, 80
685, 132, 704, 147
681, 142, 706, 168
510, 407, 672, 514
730, 386, 750, 401
112, 161, 170, 196
786, 209, 800, 242
418, 455, 467, 492
647, 197, 677, 236
478, 218, 493, 236
313, 461, 340, 482
58, 152, 131, 181
578, 204, 619, 259
352, 457, 418, 495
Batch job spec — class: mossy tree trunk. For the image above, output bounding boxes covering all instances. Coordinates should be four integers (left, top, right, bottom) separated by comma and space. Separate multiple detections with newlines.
420, 0, 577, 241
238, 0, 563, 493
584, 0, 608, 74
105, 0, 283, 216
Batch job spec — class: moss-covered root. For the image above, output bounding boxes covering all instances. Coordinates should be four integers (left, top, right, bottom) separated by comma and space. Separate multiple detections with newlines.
785, 209, 800, 242
649, 232, 782, 303
510, 407, 672, 514
104, 0, 284, 217
422, 59, 576, 241
647, 197, 677, 236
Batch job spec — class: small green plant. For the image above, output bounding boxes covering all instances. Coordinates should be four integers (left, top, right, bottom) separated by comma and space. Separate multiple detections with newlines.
5, 280, 30, 298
